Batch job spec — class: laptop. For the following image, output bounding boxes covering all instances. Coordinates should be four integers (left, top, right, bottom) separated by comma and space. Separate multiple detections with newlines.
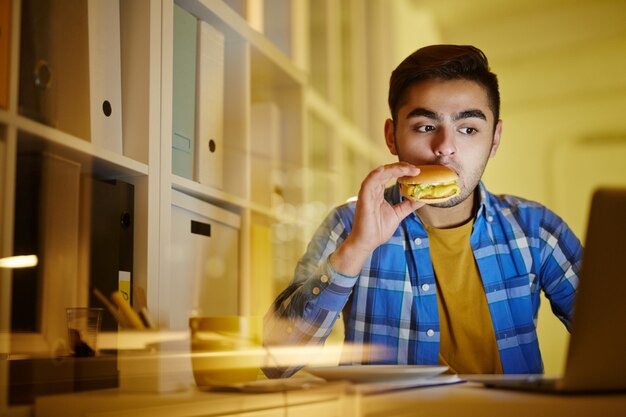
469, 187, 626, 393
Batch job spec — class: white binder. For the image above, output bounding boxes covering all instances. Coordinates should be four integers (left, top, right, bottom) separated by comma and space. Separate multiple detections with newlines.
87, 0, 123, 153
250, 102, 281, 207
172, 4, 197, 179
194, 20, 225, 189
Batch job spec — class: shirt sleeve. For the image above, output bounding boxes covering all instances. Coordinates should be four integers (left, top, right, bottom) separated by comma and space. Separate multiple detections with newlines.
537, 208, 583, 330
262, 204, 359, 378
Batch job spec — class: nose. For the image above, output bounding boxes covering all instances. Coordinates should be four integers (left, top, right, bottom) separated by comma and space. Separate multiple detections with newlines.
432, 128, 456, 157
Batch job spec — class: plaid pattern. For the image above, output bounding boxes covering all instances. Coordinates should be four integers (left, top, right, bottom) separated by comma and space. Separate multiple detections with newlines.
264, 183, 582, 377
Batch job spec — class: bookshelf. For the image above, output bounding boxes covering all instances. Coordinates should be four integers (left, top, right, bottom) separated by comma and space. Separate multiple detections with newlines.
0, 0, 389, 373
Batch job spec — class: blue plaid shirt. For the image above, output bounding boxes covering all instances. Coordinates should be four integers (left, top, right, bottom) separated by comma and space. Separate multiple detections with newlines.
264, 183, 582, 377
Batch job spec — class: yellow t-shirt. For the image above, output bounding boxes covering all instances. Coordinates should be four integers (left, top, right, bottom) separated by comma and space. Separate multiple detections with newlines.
425, 219, 503, 374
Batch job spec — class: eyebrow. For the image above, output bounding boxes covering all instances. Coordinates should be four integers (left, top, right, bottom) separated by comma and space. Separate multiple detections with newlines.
454, 109, 487, 121
406, 108, 438, 120
405, 108, 487, 122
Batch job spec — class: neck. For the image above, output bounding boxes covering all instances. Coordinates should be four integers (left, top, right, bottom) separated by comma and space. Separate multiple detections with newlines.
417, 191, 477, 229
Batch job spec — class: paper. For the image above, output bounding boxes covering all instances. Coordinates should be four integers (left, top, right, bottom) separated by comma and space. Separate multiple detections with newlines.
204, 375, 463, 394
348, 375, 465, 394
204, 376, 332, 393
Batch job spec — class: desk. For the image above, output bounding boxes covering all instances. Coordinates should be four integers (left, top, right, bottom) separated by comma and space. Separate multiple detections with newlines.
33, 383, 349, 417
351, 382, 626, 417
32, 380, 626, 417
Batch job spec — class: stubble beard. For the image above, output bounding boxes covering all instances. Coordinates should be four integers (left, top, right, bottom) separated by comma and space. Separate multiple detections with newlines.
394, 135, 491, 209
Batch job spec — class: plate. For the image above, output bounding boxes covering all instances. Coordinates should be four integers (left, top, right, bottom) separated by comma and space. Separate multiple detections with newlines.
305, 365, 448, 383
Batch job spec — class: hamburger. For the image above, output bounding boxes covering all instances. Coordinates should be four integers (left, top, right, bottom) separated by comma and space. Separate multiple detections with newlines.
398, 165, 461, 204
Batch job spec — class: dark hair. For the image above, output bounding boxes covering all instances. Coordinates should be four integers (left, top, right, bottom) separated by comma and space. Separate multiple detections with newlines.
388, 45, 500, 125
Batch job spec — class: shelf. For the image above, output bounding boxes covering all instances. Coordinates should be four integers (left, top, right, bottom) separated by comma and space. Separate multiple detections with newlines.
171, 174, 248, 213
2, 1, 389, 381
177, 0, 306, 87
306, 89, 387, 164
172, 175, 306, 226
7, 113, 149, 178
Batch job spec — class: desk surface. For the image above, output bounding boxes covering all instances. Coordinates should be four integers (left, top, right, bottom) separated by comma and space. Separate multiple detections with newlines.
33, 382, 347, 417
355, 382, 626, 417
32, 379, 626, 417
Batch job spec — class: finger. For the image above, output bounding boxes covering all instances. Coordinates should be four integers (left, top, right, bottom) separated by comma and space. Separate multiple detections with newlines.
366, 163, 420, 186
393, 199, 425, 220
358, 163, 421, 205
357, 166, 387, 201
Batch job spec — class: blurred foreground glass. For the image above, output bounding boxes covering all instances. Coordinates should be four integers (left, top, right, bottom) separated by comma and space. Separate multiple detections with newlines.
189, 316, 262, 386
66, 307, 103, 357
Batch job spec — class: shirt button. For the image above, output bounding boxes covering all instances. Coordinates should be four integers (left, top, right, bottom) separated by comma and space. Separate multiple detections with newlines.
414, 238, 422, 246
487, 216, 494, 222
421, 283, 430, 292
426, 329, 435, 337
312, 287, 320, 296
320, 274, 329, 284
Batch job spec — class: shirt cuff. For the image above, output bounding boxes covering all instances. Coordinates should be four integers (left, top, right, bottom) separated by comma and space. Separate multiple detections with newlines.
300, 258, 359, 312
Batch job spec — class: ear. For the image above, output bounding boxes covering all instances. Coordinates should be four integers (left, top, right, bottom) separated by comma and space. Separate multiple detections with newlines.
384, 118, 398, 155
489, 119, 502, 158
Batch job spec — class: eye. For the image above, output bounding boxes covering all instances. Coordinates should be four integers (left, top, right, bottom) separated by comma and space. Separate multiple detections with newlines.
459, 127, 477, 135
414, 125, 435, 133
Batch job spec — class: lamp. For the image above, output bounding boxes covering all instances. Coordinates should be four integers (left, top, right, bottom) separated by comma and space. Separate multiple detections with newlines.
0, 255, 39, 269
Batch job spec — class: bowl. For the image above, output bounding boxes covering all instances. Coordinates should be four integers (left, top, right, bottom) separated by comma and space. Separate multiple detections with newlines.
189, 316, 263, 386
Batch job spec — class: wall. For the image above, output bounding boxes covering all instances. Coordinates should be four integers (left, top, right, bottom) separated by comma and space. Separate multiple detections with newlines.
389, 0, 626, 374
493, 36, 626, 374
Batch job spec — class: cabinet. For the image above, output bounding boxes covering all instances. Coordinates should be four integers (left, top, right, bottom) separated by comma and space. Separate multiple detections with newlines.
0, 0, 390, 361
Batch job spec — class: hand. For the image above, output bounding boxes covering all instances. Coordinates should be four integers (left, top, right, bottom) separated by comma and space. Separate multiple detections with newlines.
330, 162, 424, 276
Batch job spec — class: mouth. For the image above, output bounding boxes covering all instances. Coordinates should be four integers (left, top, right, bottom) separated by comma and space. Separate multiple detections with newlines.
404, 159, 461, 178
434, 162, 459, 177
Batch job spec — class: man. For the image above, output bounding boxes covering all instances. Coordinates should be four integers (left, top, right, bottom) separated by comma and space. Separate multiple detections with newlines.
263, 45, 582, 378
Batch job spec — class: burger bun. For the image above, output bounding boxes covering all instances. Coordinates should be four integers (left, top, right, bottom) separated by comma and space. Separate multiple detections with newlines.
398, 165, 460, 204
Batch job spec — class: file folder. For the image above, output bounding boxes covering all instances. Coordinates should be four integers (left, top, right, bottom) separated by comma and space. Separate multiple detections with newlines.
194, 20, 225, 189
11, 151, 81, 335
19, 0, 91, 139
87, 0, 123, 153
250, 102, 282, 207
86, 178, 134, 331
172, 4, 197, 179
11, 152, 46, 333
18, 0, 123, 152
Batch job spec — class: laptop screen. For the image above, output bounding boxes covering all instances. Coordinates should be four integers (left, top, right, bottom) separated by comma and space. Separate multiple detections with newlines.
562, 188, 626, 391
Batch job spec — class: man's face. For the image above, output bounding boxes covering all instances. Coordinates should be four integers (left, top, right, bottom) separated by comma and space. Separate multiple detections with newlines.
385, 78, 502, 208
